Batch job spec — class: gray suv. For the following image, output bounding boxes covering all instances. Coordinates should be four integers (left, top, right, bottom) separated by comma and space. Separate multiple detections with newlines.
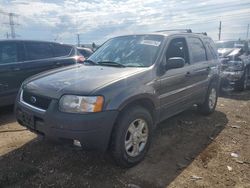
15, 30, 220, 167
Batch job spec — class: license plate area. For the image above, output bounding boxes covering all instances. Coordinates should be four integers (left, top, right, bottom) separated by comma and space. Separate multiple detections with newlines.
20, 110, 34, 129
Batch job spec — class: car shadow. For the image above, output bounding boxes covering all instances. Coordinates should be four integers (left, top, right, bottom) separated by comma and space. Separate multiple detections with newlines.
0, 108, 228, 188
220, 89, 250, 101
0, 105, 16, 126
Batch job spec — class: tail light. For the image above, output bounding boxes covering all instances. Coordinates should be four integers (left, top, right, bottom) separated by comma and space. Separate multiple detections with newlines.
75, 56, 85, 63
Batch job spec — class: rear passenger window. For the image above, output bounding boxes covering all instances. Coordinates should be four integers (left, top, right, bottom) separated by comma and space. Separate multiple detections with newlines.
25, 42, 54, 60
205, 42, 213, 60
205, 42, 218, 60
53, 44, 72, 57
0, 42, 18, 64
78, 49, 92, 57
188, 37, 207, 63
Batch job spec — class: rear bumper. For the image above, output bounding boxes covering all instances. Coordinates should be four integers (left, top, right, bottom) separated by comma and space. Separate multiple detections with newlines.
15, 99, 119, 151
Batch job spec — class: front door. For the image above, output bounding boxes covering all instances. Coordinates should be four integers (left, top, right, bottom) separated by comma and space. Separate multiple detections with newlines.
158, 37, 192, 121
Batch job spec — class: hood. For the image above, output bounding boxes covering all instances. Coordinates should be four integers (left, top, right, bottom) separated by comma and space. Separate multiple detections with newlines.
23, 64, 147, 99
218, 48, 242, 58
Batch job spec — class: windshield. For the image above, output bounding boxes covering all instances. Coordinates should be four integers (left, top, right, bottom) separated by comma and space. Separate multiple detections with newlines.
88, 35, 163, 67
216, 41, 245, 49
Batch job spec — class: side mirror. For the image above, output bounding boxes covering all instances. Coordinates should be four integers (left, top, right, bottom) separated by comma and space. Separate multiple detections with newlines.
166, 57, 185, 70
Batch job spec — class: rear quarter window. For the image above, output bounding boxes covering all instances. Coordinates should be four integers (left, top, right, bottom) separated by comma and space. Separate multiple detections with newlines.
78, 49, 92, 57
53, 44, 72, 57
204, 38, 218, 60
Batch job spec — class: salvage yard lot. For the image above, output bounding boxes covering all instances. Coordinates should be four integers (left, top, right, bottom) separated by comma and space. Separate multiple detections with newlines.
0, 91, 250, 188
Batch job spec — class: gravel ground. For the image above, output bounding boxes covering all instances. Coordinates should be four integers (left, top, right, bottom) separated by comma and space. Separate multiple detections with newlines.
0, 91, 249, 188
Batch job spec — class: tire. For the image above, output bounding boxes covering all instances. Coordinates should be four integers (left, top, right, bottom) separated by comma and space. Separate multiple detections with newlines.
234, 69, 248, 91
198, 82, 218, 115
110, 106, 153, 168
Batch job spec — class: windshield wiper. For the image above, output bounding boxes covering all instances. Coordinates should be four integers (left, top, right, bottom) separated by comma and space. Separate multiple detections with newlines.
97, 61, 126, 67
84, 59, 98, 65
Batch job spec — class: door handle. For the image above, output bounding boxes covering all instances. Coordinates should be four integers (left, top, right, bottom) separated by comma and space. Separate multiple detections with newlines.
55, 62, 61, 66
185, 71, 191, 77
0, 83, 8, 89
12, 67, 21, 71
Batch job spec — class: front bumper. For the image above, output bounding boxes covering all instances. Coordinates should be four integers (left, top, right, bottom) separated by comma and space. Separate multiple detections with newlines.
15, 98, 119, 151
220, 70, 244, 87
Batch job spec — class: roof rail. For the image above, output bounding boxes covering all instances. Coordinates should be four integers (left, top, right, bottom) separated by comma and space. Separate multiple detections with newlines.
155, 29, 192, 33
195, 32, 207, 36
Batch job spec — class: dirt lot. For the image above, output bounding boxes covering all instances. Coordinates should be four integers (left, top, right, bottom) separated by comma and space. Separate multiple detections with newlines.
0, 91, 250, 188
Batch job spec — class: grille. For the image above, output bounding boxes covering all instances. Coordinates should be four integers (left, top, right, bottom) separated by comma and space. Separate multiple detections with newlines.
22, 90, 51, 110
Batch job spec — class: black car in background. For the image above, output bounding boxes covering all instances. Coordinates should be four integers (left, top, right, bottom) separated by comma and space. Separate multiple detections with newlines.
76, 47, 93, 60
0, 40, 80, 107
216, 40, 250, 91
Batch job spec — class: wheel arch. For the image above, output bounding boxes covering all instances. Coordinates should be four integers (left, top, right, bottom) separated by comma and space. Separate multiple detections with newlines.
209, 74, 220, 88
117, 95, 158, 126
107, 95, 158, 151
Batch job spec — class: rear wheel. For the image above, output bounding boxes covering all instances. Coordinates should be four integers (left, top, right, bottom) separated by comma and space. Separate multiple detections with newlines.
198, 82, 218, 115
110, 106, 153, 168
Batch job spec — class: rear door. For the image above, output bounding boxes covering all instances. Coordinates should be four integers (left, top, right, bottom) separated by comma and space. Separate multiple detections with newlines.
186, 36, 210, 101
0, 41, 24, 100
19, 41, 59, 82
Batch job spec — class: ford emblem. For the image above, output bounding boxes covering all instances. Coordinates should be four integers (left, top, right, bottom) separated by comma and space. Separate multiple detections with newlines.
30, 96, 37, 104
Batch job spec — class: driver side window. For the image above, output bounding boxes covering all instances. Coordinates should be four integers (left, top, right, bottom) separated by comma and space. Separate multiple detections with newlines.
166, 38, 189, 64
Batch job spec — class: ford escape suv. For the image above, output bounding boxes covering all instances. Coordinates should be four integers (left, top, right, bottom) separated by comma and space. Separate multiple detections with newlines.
0, 40, 81, 107
16, 30, 220, 167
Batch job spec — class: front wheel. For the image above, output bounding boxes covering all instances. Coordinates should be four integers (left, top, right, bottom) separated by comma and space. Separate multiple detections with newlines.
198, 82, 218, 115
110, 106, 153, 168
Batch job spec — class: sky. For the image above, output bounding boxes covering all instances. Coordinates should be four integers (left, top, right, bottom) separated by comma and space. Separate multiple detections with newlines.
0, 0, 250, 45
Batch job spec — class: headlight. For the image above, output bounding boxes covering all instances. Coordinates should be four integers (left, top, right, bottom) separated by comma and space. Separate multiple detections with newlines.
59, 95, 104, 113
226, 61, 244, 71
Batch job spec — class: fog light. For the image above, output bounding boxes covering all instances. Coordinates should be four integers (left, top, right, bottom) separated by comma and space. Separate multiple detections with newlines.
73, 140, 81, 147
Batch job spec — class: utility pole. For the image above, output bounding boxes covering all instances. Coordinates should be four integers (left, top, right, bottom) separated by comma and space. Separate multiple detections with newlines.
8, 13, 16, 39
77, 34, 80, 47
218, 21, 222, 41
0, 10, 19, 39
247, 24, 249, 40
5, 32, 9, 39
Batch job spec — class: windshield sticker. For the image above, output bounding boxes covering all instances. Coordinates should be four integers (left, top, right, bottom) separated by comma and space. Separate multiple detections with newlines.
140, 40, 161, 46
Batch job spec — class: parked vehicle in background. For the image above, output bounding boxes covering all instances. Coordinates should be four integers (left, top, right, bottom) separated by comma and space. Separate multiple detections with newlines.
16, 30, 220, 167
216, 40, 250, 91
76, 47, 93, 61
0, 40, 80, 107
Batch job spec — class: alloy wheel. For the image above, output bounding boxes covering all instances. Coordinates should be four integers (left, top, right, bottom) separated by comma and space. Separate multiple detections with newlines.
125, 119, 149, 157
